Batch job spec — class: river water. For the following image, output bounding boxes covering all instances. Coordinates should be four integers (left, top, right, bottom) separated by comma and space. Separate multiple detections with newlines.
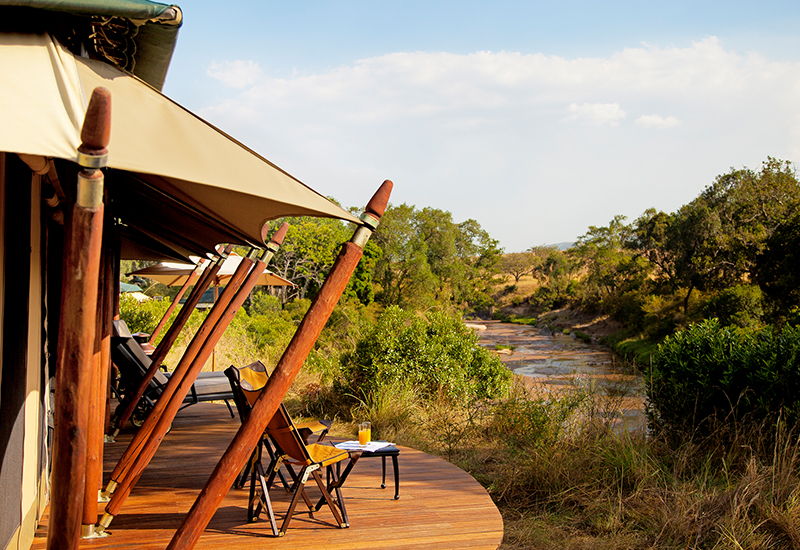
472, 320, 647, 432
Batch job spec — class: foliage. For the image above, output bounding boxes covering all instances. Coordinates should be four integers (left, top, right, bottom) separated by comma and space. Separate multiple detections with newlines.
269, 216, 351, 301
571, 215, 651, 314
345, 239, 381, 305
118, 294, 172, 335
339, 305, 511, 403
526, 247, 578, 311
373, 204, 501, 313
756, 209, 800, 322
630, 158, 800, 316
701, 284, 764, 329
486, 383, 586, 451
647, 319, 800, 442
498, 252, 536, 283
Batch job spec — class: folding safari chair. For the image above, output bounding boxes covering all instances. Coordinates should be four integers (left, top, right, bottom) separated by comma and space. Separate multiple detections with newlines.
224, 361, 332, 535
111, 319, 234, 425
225, 361, 360, 537
266, 404, 361, 536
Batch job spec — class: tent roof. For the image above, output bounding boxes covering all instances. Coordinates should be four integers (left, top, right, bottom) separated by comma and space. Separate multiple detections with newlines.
0, 0, 182, 89
1, 32, 361, 256
129, 255, 295, 287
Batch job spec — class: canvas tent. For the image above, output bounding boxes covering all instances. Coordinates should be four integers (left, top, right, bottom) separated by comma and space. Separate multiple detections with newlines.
0, 2, 368, 549
129, 256, 296, 289
0, 31, 359, 257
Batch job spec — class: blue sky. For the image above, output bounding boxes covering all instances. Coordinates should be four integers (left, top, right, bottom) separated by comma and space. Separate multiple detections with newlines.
163, 1, 800, 251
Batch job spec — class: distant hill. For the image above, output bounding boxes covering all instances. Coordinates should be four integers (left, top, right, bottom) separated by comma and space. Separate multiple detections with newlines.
549, 242, 574, 250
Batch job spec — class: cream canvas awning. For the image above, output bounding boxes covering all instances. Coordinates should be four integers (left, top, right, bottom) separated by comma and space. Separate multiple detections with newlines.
0, 32, 361, 255
129, 256, 295, 288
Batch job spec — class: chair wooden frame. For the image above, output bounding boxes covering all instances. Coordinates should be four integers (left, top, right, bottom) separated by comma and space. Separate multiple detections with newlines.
265, 406, 361, 536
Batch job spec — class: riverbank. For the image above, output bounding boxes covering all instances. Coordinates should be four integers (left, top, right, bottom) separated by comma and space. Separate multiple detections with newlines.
473, 320, 645, 433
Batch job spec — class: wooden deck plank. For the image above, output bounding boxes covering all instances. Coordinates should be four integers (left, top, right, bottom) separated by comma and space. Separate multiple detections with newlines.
31, 403, 503, 549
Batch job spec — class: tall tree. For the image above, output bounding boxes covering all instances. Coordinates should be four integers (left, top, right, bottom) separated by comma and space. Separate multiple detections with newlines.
270, 216, 351, 301
372, 204, 501, 311
498, 252, 536, 283
632, 158, 800, 314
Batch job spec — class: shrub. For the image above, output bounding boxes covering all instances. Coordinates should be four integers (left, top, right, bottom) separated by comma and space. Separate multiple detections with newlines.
647, 319, 800, 441
339, 306, 511, 403
701, 284, 764, 329
118, 294, 172, 335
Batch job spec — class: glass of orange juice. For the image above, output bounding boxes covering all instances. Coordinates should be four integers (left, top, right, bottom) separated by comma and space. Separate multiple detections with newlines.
358, 422, 371, 445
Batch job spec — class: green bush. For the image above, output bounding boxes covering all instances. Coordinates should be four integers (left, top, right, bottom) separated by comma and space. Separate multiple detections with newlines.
339, 306, 511, 403
647, 319, 800, 441
118, 294, 172, 335
701, 284, 764, 329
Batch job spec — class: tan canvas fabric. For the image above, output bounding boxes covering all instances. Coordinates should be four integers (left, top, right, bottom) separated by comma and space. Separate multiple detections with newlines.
130, 255, 294, 287
0, 32, 360, 253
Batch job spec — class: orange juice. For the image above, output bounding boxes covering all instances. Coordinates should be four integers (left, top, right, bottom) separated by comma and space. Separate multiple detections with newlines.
358, 427, 371, 445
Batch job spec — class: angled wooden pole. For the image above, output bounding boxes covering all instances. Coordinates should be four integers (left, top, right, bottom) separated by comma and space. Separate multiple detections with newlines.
104, 246, 237, 493
97, 224, 289, 532
47, 87, 110, 550
110, 250, 228, 437
166, 181, 392, 550
148, 259, 205, 344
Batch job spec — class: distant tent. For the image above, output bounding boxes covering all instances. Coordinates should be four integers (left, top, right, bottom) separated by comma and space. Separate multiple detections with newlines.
119, 282, 143, 293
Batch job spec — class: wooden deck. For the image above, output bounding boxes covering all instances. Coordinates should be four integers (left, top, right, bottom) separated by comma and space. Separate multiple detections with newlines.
31, 403, 503, 549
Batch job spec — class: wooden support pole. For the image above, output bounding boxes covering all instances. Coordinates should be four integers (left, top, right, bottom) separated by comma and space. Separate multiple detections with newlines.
166, 181, 392, 550
98, 220, 114, 438
105, 226, 121, 435
148, 260, 205, 344
110, 250, 228, 437
46, 87, 110, 550
97, 225, 288, 531
80, 220, 113, 538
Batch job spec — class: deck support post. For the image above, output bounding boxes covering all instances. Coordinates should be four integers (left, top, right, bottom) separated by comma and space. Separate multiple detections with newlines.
110, 251, 227, 437
97, 224, 289, 532
165, 180, 392, 550
46, 87, 110, 550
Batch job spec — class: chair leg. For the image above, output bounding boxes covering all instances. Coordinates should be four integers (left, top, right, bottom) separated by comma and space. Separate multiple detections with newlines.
264, 440, 293, 492
314, 455, 359, 518
279, 468, 310, 537
311, 468, 346, 528
282, 461, 316, 512
249, 460, 278, 536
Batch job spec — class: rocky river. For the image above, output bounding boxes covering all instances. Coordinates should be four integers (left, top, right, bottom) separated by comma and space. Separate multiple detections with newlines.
472, 320, 647, 432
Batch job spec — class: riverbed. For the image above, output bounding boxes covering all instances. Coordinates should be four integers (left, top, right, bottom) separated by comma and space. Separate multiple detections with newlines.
471, 320, 647, 432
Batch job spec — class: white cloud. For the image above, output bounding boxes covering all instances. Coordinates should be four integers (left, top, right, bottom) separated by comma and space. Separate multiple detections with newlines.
564, 103, 627, 126
197, 38, 800, 251
635, 114, 681, 128
206, 60, 264, 89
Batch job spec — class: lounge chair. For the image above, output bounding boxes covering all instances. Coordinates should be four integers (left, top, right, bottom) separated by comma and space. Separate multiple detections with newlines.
225, 361, 359, 536
110, 319, 234, 426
